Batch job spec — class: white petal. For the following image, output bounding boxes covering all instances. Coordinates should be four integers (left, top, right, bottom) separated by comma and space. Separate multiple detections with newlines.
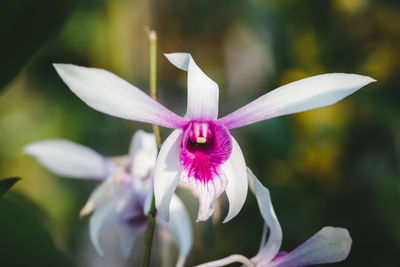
53, 64, 187, 128
247, 168, 282, 265
154, 129, 183, 220
270, 226, 352, 267
81, 179, 115, 217
220, 136, 248, 223
218, 74, 376, 129
24, 139, 111, 180
89, 192, 120, 256
80, 168, 128, 217
129, 130, 157, 179
115, 188, 148, 258
89, 186, 147, 258
165, 53, 219, 121
157, 194, 193, 267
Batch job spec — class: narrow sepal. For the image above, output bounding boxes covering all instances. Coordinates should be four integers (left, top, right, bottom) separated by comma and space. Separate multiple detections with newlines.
53, 64, 187, 128
24, 139, 111, 180
219, 74, 375, 129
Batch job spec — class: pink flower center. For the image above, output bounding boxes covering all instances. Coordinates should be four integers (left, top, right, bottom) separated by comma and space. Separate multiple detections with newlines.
180, 121, 232, 183
188, 122, 212, 144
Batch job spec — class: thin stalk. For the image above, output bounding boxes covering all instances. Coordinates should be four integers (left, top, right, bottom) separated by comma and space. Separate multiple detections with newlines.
141, 29, 161, 267
148, 29, 162, 147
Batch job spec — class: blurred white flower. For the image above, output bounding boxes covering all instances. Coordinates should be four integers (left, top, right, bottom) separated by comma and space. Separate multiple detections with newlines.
24, 130, 192, 267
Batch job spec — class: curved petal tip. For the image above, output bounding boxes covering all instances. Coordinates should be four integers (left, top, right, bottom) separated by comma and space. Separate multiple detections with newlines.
164, 53, 191, 71
221, 136, 248, 223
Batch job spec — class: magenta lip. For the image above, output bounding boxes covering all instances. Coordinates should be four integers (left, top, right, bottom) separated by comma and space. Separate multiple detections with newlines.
180, 121, 232, 183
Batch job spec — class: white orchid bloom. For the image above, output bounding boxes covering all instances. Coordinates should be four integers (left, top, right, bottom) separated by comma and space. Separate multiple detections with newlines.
195, 168, 352, 267
24, 130, 193, 267
53, 53, 375, 222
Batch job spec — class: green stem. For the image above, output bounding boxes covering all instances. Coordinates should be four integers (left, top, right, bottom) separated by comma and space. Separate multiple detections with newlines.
141, 29, 161, 267
141, 194, 156, 267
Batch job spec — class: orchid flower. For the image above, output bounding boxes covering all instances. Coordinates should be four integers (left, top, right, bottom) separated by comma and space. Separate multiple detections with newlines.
53, 53, 375, 222
24, 130, 192, 267
195, 168, 352, 267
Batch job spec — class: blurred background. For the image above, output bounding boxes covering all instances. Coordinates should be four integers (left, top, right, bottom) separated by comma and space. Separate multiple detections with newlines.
1, 0, 399, 266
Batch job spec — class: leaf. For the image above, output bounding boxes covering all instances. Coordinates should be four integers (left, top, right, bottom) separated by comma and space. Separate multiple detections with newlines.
0, 177, 21, 198
0, 0, 82, 91
0, 197, 78, 267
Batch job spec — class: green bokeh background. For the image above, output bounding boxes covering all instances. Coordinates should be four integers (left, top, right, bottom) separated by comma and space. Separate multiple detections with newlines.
1, 0, 399, 266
